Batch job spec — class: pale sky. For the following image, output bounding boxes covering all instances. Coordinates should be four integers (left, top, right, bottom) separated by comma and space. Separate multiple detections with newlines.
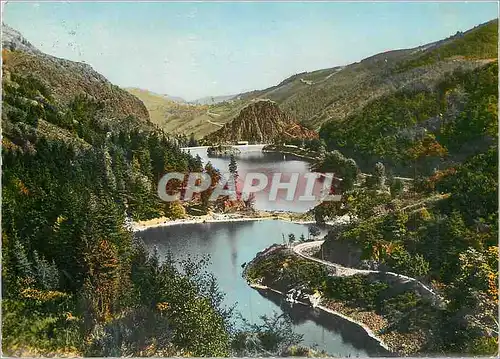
3, 1, 498, 101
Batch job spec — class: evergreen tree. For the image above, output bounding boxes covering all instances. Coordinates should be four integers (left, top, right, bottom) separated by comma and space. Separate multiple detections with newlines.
188, 133, 199, 147
32, 250, 60, 290
308, 226, 320, 240
288, 233, 296, 246
11, 239, 33, 286
228, 154, 238, 182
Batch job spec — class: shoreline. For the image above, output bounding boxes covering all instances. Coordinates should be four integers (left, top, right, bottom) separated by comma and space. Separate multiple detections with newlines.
131, 211, 319, 232
262, 148, 316, 161
248, 283, 391, 353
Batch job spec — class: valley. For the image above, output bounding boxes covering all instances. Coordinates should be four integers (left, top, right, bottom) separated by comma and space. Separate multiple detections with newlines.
129, 20, 497, 145
1, 5, 498, 358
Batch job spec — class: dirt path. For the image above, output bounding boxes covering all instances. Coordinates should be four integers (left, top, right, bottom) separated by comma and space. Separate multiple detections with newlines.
205, 110, 224, 127
207, 118, 224, 127
293, 240, 444, 305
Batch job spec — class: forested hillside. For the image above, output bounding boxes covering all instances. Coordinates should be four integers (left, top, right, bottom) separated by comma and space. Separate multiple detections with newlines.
249, 19, 498, 355
1, 25, 290, 356
310, 144, 498, 354
306, 22, 498, 353
320, 61, 498, 175
248, 59, 498, 353
230, 19, 498, 130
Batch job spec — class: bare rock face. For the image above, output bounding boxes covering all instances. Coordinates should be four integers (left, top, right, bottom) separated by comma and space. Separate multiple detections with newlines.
205, 99, 318, 144
2, 24, 40, 54
2, 24, 150, 124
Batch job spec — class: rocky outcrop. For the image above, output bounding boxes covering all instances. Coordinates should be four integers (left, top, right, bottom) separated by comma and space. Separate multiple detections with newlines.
2, 24, 41, 55
204, 99, 318, 144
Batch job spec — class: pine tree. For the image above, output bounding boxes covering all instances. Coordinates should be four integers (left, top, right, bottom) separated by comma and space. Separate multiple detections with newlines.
82, 239, 120, 322
229, 154, 238, 180
32, 250, 60, 290
12, 239, 33, 286
188, 133, 198, 147
288, 234, 296, 246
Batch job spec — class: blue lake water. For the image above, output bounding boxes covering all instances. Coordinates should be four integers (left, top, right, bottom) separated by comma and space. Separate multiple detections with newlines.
138, 147, 389, 356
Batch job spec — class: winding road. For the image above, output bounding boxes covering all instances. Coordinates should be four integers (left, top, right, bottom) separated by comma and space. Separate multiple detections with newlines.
206, 110, 224, 127
293, 240, 445, 307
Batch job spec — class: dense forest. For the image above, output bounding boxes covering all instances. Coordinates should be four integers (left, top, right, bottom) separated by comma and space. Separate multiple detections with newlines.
305, 58, 498, 354
247, 133, 498, 354
319, 62, 498, 175
1, 57, 304, 355
2, 16, 498, 357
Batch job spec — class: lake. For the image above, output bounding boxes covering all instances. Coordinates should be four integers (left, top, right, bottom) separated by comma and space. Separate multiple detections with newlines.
184, 145, 325, 213
137, 146, 389, 356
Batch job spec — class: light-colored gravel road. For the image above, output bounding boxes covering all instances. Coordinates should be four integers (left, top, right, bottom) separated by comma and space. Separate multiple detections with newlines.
293, 240, 445, 306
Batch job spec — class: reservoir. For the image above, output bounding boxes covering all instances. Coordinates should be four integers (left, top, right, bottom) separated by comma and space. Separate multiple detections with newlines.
137, 146, 389, 356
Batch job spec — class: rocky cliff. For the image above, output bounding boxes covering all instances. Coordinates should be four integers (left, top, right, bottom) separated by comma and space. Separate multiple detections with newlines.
204, 99, 318, 144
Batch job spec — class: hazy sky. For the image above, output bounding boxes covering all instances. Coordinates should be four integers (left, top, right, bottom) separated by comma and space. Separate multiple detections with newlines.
3, 1, 497, 100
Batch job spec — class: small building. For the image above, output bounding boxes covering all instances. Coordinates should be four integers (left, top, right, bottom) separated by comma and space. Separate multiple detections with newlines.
236, 140, 249, 145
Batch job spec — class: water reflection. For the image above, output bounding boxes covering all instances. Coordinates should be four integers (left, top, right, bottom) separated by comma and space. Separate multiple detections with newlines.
257, 289, 392, 357
138, 220, 386, 356
184, 146, 319, 212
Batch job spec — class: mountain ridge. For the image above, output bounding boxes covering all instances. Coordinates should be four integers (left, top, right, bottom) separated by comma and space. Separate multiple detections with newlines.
2, 23, 151, 126
125, 19, 497, 139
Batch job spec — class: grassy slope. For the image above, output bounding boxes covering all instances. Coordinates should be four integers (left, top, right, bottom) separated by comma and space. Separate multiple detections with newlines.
125, 20, 497, 142
242, 20, 497, 129
125, 88, 245, 138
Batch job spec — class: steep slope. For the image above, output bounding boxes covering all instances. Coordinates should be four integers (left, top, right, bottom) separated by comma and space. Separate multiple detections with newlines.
2, 23, 41, 54
204, 99, 318, 144
241, 19, 497, 129
2, 25, 150, 127
160, 19, 497, 139
2, 25, 236, 357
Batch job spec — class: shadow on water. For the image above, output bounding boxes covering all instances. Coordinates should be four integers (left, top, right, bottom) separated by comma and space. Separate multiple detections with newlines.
138, 179, 389, 356
186, 147, 317, 212
255, 288, 394, 357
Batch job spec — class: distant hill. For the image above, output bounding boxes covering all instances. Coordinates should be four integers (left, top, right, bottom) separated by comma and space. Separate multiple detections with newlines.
164, 94, 187, 103
125, 87, 249, 138
161, 19, 498, 141
191, 94, 238, 105
203, 99, 318, 144
235, 19, 498, 130
314, 19, 498, 175
125, 87, 242, 138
